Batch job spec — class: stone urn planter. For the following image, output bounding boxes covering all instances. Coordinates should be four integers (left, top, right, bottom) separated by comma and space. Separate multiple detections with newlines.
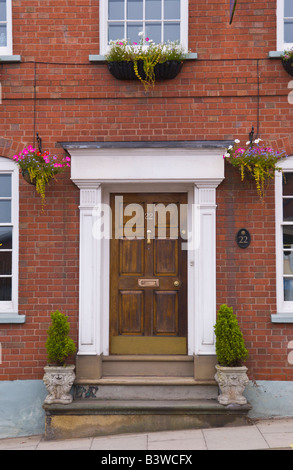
43, 310, 76, 405
214, 304, 249, 406
214, 365, 249, 405
43, 365, 75, 404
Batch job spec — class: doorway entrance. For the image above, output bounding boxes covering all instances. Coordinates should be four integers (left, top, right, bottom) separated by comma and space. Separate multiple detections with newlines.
110, 193, 188, 354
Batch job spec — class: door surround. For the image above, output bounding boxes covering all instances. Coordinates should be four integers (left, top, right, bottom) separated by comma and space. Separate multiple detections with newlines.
65, 142, 226, 374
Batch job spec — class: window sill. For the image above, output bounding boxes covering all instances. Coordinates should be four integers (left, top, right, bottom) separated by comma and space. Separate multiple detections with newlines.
89, 52, 198, 62
271, 314, 293, 323
0, 55, 21, 63
268, 51, 283, 59
0, 313, 26, 323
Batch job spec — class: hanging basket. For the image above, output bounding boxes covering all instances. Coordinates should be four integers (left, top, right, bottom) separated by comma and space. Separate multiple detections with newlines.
107, 60, 183, 81
282, 59, 293, 77
22, 169, 36, 186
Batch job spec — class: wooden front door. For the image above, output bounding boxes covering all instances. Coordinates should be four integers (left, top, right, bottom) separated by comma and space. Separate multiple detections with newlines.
110, 193, 187, 355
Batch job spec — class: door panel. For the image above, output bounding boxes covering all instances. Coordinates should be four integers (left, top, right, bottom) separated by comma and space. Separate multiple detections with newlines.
110, 193, 187, 355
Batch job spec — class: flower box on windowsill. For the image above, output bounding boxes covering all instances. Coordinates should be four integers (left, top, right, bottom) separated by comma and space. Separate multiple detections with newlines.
107, 59, 183, 81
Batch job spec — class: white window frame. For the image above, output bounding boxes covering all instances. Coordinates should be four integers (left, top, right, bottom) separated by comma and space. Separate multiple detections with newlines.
274, 156, 293, 322
0, 0, 12, 56
99, 0, 189, 55
277, 0, 293, 51
0, 157, 22, 323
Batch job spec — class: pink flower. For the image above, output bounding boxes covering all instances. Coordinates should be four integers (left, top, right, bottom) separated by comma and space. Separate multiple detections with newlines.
145, 37, 149, 41
119, 42, 124, 45
133, 42, 137, 45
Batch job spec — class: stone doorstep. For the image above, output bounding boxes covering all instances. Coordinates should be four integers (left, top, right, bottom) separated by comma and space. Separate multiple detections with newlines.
43, 399, 252, 440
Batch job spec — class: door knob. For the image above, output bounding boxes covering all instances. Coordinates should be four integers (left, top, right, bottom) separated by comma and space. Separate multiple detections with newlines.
174, 280, 180, 287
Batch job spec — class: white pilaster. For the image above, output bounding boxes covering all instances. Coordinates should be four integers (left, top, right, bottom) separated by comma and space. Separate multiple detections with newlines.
192, 182, 218, 355
77, 183, 102, 355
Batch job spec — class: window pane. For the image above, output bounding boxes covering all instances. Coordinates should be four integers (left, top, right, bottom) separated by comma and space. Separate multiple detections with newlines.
164, 0, 180, 20
0, 252, 11, 275
284, 20, 293, 43
164, 22, 180, 42
285, 0, 293, 17
127, 0, 143, 20
0, 0, 6, 22
145, 22, 161, 43
284, 278, 293, 301
0, 24, 7, 47
0, 227, 12, 249
146, 0, 161, 20
0, 200, 11, 223
0, 277, 11, 301
283, 199, 293, 221
0, 174, 11, 197
283, 173, 293, 196
127, 23, 143, 42
108, 23, 125, 41
109, 0, 124, 20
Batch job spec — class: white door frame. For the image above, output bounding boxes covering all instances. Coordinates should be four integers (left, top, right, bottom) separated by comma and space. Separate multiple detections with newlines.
69, 146, 225, 358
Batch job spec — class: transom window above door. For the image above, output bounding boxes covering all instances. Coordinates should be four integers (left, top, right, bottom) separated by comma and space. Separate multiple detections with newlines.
99, 0, 188, 54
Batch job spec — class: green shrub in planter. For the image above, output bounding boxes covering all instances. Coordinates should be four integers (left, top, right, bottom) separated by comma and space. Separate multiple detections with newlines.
46, 310, 76, 366
214, 304, 248, 367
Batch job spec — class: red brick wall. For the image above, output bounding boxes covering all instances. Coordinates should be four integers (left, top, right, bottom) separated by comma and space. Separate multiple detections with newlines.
1, 0, 293, 381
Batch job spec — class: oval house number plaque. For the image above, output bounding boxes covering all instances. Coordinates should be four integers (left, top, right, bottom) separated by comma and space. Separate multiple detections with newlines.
236, 229, 251, 249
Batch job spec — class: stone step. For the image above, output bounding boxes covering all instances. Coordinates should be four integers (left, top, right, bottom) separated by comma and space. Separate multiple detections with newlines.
102, 355, 195, 377
43, 398, 252, 440
73, 377, 218, 401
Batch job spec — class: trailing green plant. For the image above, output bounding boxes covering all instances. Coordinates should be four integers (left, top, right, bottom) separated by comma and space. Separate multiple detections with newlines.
105, 32, 188, 90
13, 145, 70, 210
214, 304, 248, 367
45, 310, 76, 366
223, 138, 287, 200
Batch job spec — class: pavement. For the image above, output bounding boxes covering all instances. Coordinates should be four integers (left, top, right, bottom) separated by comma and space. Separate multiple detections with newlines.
1, 417, 293, 450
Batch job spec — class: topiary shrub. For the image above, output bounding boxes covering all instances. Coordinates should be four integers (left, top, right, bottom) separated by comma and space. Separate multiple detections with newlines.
214, 304, 248, 367
46, 310, 76, 366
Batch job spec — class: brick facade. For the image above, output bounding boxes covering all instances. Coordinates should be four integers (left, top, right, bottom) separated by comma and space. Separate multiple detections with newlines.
1, 0, 293, 382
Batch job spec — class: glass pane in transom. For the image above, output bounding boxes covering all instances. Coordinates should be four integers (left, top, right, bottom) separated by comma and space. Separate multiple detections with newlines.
0, 174, 11, 198
283, 198, 293, 221
283, 173, 293, 196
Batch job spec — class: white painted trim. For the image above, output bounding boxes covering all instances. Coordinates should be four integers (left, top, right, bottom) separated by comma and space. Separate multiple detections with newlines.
274, 156, 293, 322
0, 157, 19, 318
99, 0, 189, 55
69, 147, 225, 356
0, 0, 13, 56
277, 0, 293, 51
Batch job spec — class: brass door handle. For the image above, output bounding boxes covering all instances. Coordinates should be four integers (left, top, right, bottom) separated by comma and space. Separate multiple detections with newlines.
174, 280, 180, 287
